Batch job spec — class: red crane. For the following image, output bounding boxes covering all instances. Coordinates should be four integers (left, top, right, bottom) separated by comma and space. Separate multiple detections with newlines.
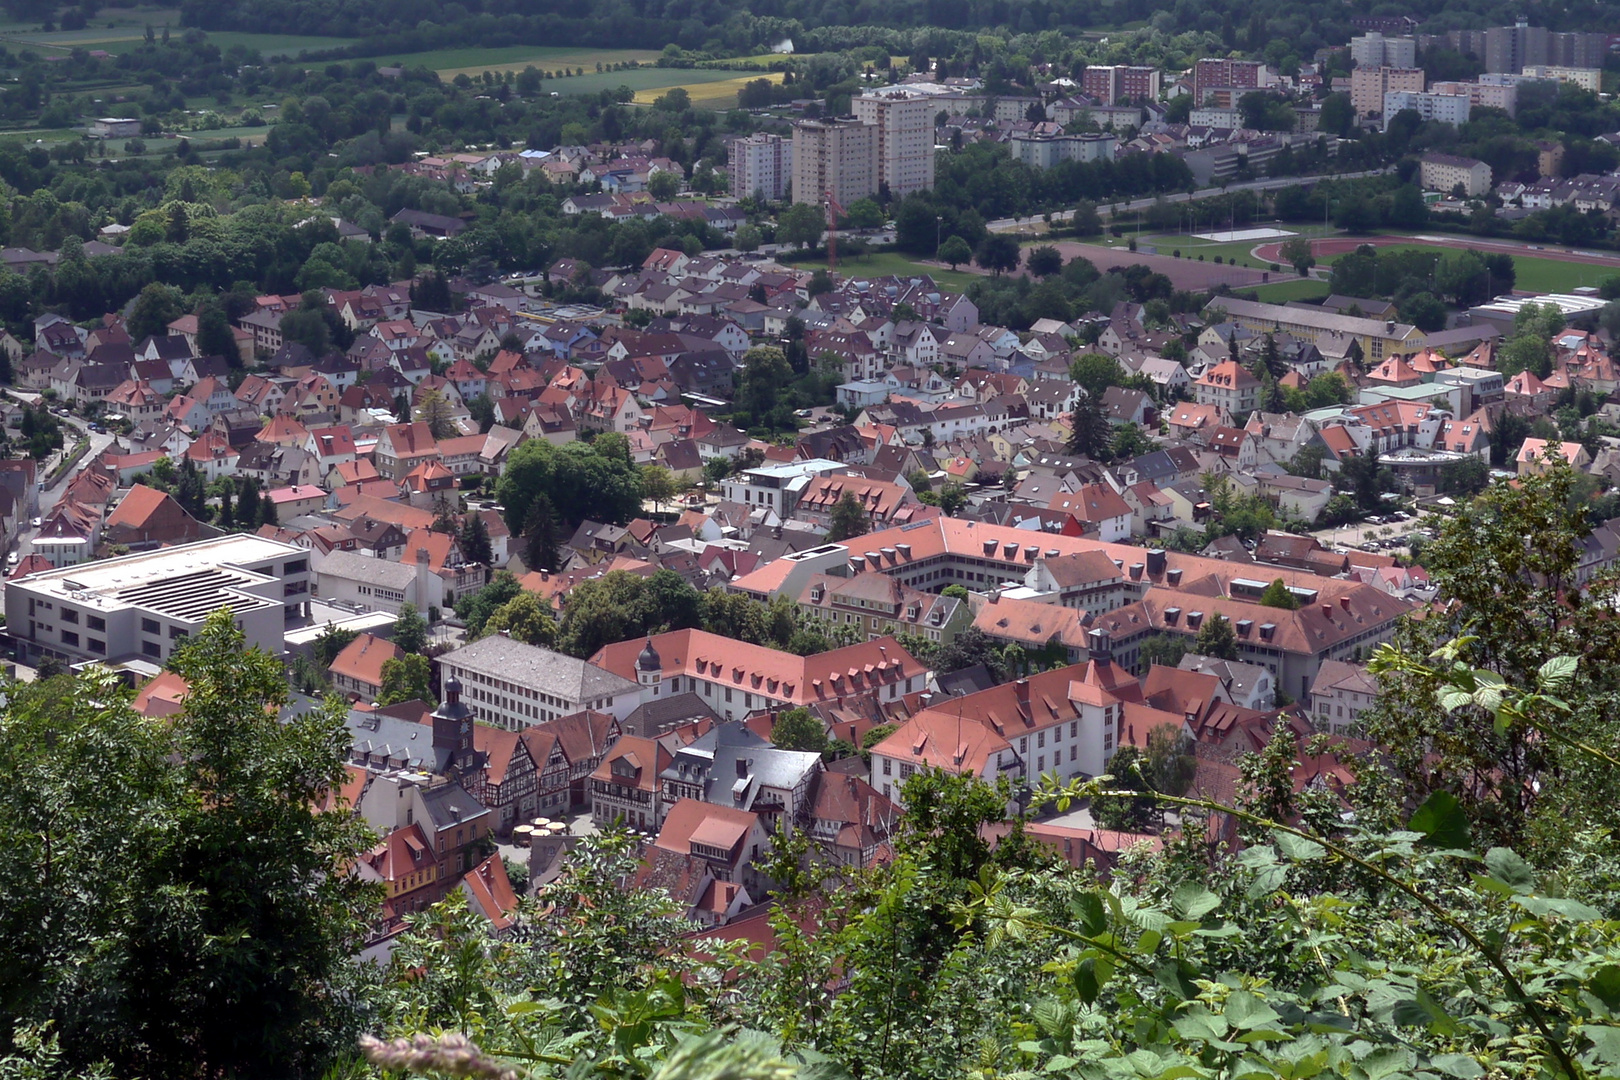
823, 189, 845, 272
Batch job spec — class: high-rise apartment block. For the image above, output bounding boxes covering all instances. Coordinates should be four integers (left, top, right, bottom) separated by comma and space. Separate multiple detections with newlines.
1420, 22, 1607, 73
1350, 32, 1417, 69
730, 133, 793, 202
1080, 64, 1162, 104
791, 116, 878, 207
1192, 58, 1264, 104
851, 88, 938, 198
1350, 65, 1425, 120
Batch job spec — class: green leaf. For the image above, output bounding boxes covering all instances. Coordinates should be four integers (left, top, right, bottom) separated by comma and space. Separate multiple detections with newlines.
1155, 959, 1200, 1001
1512, 894, 1602, 921
1483, 847, 1534, 892
1585, 1025, 1620, 1064
1172, 1006, 1229, 1042
1538, 654, 1578, 689
1173, 883, 1220, 920
1274, 831, 1327, 861
1224, 990, 1281, 1030
1588, 966, 1620, 1011
1073, 892, 1108, 938
1075, 956, 1110, 1005
1247, 863, 1289, 899
1429, 1053, 1484, 1078
1407, 791, 1471, 851
1359, 1047, 1413, 1080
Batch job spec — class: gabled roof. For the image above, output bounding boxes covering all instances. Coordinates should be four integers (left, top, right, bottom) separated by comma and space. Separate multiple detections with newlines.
328, 633, 404, 692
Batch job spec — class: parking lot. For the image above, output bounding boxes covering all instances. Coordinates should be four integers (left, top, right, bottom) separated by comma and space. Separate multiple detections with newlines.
1310, 511, 1431, 556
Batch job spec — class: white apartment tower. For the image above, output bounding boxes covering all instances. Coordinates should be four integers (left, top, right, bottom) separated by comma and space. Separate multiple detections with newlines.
851, 88, 938, 198
791, 116, 878, 206
730, 133, 793, 202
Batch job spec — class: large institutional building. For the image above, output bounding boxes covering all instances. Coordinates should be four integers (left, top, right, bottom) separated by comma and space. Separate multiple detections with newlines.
5, 534, 311, 666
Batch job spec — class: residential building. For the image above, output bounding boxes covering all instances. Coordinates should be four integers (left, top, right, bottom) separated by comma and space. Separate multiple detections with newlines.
1193, 58, 1264, 104
1349, 65, 1425, 120
4, 534, 311, 666
329, 632, 404, 700
1009, 132, 1116, 169
1350, 32, 1417, 69
1193, 360, 1262, 416
791, 116, 878, 207
1308, 659, 1379, 735
591, 734, 674, 831
436, 634, 643, 730
718, 457, 846, 517
730, 133, 793, 201
657, 720, 822, 835
852, 88, 937, 198
1419, 152, 1493, 197
1081, 64, 1162, 104
357, 771, 491, 921
1383, 91, 1471, 129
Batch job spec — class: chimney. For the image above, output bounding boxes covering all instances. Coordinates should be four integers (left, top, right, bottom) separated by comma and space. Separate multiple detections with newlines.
1339, 595, 1351, 611
1015, 678, 1030, 712
1321, 603, 1333, 617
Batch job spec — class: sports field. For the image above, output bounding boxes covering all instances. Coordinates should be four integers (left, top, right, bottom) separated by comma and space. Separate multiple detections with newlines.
1253, 234, 1620, 294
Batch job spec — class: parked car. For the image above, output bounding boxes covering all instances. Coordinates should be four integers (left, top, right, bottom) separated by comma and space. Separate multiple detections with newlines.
29, 516, 40, 527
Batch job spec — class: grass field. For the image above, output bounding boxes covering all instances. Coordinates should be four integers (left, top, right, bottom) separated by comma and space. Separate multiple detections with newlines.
784, 248, 981, 291
632, 72, 784, 108
1247, 278, 1331, 303
1316, 242, 1617, 294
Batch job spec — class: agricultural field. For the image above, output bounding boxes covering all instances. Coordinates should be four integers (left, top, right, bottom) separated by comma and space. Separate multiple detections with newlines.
631, 72, 784, 108
1, 26, 353, 58
393, 46, 661, 78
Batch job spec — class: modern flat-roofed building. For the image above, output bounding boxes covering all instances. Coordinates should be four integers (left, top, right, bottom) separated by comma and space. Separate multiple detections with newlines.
1383, 91, 1471, 129
1350, 65, 1424, 120
1350, 32, 1417, 69
1081, 64, 1162, 104
90, 117, 142, 138
730, 133, 793, 202
4, 534, 311, 666
791, 116, 877, 207
1010, 131, 1116, 169
852, 88, 938, 198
